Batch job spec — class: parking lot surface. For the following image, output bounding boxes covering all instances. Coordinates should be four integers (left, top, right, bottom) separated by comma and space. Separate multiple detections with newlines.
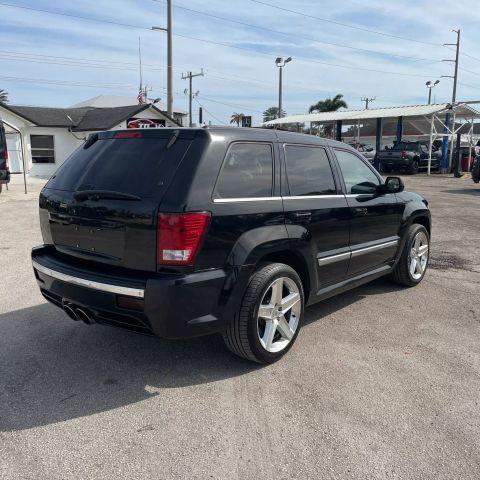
1, 173, 479, 479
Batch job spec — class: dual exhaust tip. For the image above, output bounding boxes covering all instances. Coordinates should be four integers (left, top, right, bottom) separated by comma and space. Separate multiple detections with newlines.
63, 303, 94, 325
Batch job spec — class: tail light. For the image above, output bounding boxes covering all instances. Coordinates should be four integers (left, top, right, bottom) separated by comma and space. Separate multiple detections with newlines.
157, 212, 211, 266
1, 149, 7, 162
400, 151, 408, 158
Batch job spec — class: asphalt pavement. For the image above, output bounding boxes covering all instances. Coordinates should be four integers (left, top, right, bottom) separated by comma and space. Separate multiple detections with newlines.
0, 173, 479, 479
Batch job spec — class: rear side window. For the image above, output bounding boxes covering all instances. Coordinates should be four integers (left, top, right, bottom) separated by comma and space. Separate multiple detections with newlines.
285, 145, 336, 196
215, 142, 273, 199
46, 136, 191, 197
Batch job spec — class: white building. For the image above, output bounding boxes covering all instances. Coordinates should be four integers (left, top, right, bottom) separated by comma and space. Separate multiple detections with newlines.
0, 95, 186, 178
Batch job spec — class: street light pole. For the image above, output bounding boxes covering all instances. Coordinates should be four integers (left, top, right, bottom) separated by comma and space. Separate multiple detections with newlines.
166, 0, 173, 118
275, 57, 292, 119
152, 0, 173, 118
426, 80, 440, 105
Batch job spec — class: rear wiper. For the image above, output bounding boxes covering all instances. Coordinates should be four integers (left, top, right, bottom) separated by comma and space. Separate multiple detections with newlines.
73, 190, 142, 202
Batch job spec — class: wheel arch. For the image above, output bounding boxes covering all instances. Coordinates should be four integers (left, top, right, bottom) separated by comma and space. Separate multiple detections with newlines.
257, 250, 311, 304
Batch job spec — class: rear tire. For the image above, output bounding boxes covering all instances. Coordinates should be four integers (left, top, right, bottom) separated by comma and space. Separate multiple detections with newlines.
408, 160, 419, 175
390, 224, 430, 287
223, 263, 304, 364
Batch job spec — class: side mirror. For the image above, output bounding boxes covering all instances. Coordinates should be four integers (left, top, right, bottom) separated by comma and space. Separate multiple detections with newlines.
384, 176, 404, 193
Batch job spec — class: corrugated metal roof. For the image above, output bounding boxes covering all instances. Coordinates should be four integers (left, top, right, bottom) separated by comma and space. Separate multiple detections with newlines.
263, 103, 480, 125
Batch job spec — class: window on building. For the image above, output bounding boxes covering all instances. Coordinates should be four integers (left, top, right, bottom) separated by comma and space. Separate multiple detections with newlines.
334, 149, 380, 194
31, 135, 55, 164
285, 145, 337, 196
214, 142, 273, 198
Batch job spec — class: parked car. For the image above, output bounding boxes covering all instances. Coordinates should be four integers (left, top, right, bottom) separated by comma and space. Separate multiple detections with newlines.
349, 142, 376, 163
472, 155, 480, 183
0, 119, 10, 194
32, 128, 431, 364
377, 141, 440, 174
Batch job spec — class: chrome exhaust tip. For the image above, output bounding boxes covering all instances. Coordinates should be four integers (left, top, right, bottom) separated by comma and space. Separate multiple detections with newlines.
63, 304, 78, 321
75, 307, 94, 325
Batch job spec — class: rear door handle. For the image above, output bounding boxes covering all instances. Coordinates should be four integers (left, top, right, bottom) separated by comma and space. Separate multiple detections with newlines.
293, 211, 312, 221
354, 207, 368, 216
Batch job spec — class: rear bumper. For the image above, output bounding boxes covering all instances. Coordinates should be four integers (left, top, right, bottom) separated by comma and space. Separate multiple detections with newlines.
32, 245, 249, 339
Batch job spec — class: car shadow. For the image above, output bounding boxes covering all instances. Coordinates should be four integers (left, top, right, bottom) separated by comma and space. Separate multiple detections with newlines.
0, 278, 402, 432
441, 188, 480, 196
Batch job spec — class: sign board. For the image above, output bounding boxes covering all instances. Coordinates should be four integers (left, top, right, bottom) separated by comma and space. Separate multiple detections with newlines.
127, 118, 166, 129
242, 116, 252, 128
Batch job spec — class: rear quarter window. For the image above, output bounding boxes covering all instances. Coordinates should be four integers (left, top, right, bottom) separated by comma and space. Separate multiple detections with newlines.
214, 142, 273, 199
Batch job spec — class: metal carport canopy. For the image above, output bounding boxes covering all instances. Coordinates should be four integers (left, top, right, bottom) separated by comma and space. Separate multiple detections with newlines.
262, 103, 480, 125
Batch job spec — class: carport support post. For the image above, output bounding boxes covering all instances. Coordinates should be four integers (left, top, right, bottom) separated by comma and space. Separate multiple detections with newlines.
396, 116, 403, 143
427, 113, 434, 175
335, 120, 342, 142
374, 117, 382, 171
454, 131, 462, 177
441, 112, 451, 173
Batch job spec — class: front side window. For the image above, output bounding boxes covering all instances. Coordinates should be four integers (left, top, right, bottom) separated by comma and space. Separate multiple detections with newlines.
31, 135, 55, 164
285, 145, 336, 196
334, 149, 380, 195
215, 142, 273, 199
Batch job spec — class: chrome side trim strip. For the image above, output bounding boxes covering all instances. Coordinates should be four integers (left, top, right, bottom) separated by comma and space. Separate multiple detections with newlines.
317, 238, 399, 266
213, 197, 282, 203
351, 239, 398, 258
285, 194, 345, 200
317, 251, 351, 266
32, 260, 145, 298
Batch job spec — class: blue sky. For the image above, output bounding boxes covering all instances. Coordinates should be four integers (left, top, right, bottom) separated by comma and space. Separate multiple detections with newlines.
1, 0, 480, 125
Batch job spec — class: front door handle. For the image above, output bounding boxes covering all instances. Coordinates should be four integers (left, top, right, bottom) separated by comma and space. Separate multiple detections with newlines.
354, 207, 368, 216
293, 211, 312, 221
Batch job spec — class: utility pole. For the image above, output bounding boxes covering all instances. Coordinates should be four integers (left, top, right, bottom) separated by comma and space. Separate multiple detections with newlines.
361, 96, 375, 109
182, 69, 204, 127
151, 0, 173, 118
275, 57, 292, 119
442, 29, 461, 174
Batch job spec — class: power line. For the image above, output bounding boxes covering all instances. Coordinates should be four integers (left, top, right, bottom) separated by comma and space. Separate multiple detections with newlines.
197, 95, 264, 114
248, 0, 443, 47
193, 98, 227, 125
150, 0, 440, 62
0, 2, 445, 79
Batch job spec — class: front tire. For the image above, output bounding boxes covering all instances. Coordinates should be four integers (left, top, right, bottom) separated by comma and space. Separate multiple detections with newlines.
408, 160, 419, 175
223, 263, 304, 364
390, 224, 430, 287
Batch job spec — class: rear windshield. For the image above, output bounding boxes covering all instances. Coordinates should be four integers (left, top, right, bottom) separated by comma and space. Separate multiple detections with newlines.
392, 142, 418, 151
46, 135, 191, 197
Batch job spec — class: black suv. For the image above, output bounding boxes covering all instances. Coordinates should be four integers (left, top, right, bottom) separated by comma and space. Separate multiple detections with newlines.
0, 119, 10, 194
32, 128, 431, 363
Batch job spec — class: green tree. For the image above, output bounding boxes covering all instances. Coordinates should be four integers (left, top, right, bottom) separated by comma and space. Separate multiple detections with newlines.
308, 94, 347, 137
308, 94, 347, 114
230, 112, 245, 127
0, 89, 8, 103
262, 106, 286, 123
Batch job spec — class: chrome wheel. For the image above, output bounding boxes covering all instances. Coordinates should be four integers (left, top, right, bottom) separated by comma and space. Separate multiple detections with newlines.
409, 231, 429, 280
257, 276, 301, 353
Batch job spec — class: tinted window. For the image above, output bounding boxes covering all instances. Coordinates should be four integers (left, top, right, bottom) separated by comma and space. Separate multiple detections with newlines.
285, 145, 336, 196
392, 142, 418, 151
334, 149, 380, 194
46, 137, 191, 197
215, 142, 273, 198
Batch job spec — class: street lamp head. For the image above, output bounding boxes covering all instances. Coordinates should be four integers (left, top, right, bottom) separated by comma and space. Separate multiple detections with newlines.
426, 81, 432, 87
285, 57, 292, 63
434, 80, 440, 85
275, 57, 283, 66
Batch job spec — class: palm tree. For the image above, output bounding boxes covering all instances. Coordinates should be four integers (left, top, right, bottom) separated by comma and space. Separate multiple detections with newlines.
0, 89, 8, 103
309, 94, 347, 114
262, 106, 286, 123
230, 112, 245, 127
